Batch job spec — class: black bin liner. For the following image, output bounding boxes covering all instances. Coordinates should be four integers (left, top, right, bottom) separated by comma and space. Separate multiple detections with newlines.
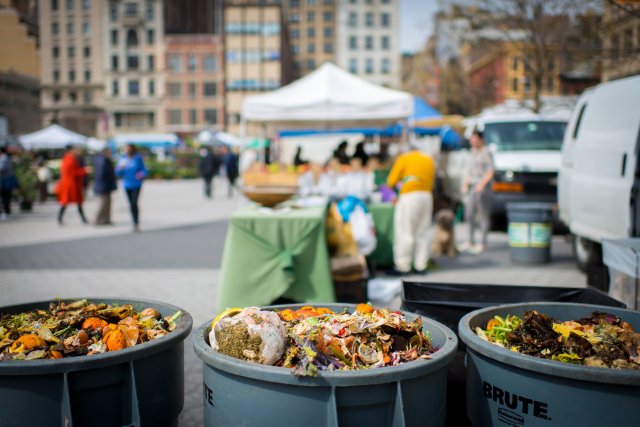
401, 281, 626, 427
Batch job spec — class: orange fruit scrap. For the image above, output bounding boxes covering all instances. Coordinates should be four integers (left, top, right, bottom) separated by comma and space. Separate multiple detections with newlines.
277, 309, 298, 321
9, 334, 46, 354
49, 350, 63, 359
355, 303, 374, 314
486, 319, 500, 331
82, 317, 108, 331
103, 329, 126, 351
316, 307, 334, 315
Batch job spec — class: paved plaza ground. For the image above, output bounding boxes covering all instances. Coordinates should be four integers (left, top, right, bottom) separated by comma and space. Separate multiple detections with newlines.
0, 179, 585, 426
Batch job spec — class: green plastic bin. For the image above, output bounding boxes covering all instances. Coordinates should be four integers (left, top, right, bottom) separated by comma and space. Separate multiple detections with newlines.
193, 303, 458, 427
459, 302, 640, 427
506, 202, 555, 263
0, 298, 193, 427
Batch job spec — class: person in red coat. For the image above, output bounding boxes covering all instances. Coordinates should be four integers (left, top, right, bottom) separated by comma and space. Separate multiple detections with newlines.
56, 145, 89, 225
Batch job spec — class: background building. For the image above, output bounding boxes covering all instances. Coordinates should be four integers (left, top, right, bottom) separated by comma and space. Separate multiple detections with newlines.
103, 0, 165, 136
164, 0, 219, 35
164, 34, 225, 137
335, 0, 400, 88
601, 1, 640, 82
0, 0, 41, 135
224, 3, 293, 134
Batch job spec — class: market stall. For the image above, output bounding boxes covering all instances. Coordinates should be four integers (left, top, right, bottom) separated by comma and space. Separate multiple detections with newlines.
19, 124, 87, 150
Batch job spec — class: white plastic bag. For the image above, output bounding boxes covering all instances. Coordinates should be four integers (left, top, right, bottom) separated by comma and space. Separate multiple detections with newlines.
349, 205, 377, 256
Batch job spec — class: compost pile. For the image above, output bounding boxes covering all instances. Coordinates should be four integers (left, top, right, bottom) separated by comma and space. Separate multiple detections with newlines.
476, 310, 640, 369
0, 300, 182, 361
210, 304, 436, 377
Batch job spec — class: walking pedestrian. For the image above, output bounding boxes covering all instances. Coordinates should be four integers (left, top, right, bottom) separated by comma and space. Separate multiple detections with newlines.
198, 147, 219, 198
222, 146, 239, 197
0, 147, 18, 220
116, 144, 147, 232
55, 145, 89, 225
36, 159, 51, 203
386, 145, 436, 273
333, 140, 350, 165
93, 147, 117, 225
460, 130, 495, 254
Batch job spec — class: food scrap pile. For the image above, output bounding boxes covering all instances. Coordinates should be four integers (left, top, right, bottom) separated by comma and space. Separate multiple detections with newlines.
476, 310, 640, 369
210, 303, 436, 377
0, 300, 181, 361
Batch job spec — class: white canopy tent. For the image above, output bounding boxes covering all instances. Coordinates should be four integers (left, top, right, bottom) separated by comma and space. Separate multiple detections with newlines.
19, 124, 87, 150
241, 62, 414, 132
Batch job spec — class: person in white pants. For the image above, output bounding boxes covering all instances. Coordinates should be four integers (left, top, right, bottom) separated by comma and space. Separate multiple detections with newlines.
387, 148, 436, 273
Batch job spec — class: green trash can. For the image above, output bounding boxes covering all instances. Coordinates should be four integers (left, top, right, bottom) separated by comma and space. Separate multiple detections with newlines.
193, 303, 458, 427
459, 302, 640, 427
506, 202, 555, 264
0, 298, 193, 427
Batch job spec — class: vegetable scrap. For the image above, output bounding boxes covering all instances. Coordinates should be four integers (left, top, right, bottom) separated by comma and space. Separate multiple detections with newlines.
476, 310, 640, 370
209, 304, 436, 377
0, 300, 182, 361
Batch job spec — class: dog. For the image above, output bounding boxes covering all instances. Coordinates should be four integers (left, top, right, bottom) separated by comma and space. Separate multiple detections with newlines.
431, 209, 457, 257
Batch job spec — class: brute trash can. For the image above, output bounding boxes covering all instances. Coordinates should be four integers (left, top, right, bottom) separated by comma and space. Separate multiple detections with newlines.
459, 302, 640, 427
603, 238, 640, 310
506, 202, 555, 263
0, 298, 193, 427
193, 303, 458, 427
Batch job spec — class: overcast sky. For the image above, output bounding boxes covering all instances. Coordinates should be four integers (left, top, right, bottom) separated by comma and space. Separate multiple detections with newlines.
400, 0, 440, 53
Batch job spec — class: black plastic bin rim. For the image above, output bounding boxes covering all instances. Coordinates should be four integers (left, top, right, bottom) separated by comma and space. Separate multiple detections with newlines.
458, 302, 640, 386
193, 303, 458, 387
0, 297, 193, 376
506, 202, 555, 211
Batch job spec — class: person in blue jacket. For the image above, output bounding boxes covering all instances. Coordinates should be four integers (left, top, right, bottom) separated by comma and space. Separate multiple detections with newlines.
93, 147, 117, 225
115, 144, 147, 231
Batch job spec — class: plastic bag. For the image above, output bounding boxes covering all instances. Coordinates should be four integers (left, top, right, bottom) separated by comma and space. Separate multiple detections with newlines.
350, 205, 377, 256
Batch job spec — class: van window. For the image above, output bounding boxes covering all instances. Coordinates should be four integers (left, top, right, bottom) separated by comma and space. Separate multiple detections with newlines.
572, 103, 588, 140
484, 121, 566, 151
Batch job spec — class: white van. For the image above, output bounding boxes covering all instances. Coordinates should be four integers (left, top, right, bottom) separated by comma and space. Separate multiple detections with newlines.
558, 75, 640, 273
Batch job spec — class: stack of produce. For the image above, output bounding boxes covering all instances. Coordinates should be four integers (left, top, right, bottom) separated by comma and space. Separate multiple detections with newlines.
209, 303, 436, 377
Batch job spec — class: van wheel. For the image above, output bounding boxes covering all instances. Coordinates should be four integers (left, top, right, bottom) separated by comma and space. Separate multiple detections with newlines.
573, 235, 601, 272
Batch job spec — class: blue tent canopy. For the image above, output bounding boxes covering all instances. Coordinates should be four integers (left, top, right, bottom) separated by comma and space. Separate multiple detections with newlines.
412, 97, 441, 121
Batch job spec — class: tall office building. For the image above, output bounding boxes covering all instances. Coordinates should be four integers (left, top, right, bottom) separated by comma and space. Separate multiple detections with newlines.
224, 2, 293, 134
39, 0, 105, 136
335, 0, 400, 88
164, 0, 219, 35
103, 0, 165, 135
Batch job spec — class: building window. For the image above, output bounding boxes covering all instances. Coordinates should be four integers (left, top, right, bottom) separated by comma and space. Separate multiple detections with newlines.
308, 43, 315, 53
69, 70, 75, 81
112, 79, 119, 96
381, 58, 390, 74
83, 91, 92, 104
52, 0, 59, 11
68, 46, 75, 58
324, 43, 332, 53
204, 82, 217, 97
114, 113, 122, 127
381, 13, 390, 27
146, 1, 154, 20
365, 12, 373, 27
324, 27, 332, 38
82, 22, 90, 35
52, 22, 59, 34
168, 109, 181, 125
308, 0, 316, 4
83, 46, 90, 57
125, 2, 137, 16
53, 70, 60, 82
349, 58, 357, 74
512, 78, 518, 92
365, 36, 373, 50
189, 109, 197, 125
349, 36, 357, 49
546, 78, 554, 93
205, 109, 217, 125
168, 54, 182, 72
111, 29, 118, 46
146, 29, 154, 44
307, 59, 316, 70
126, 29, 138, 47
84, 70, 90, 82
523, 77, 531, 93
148, 79, 155, 96
324, 0, 332, 4
147, 55, 154, 70
128, 79, 140, 96
307, 11, 315, 22
109, 2, 117, 21
67, 22, 74, 34
187, 54, 197, 72
203, 54, 217, 72
69, 91, 77, 103
323, 11, 332, 22
188, 82, 196, 99
291, 29, 299, 39
82, 0, 89, 10
291, 0, 299, 6
365, 58, 373, 74
111, 55, 119, 71
512, 56, 519, 71
348, 12, 357, 27
381, 35, 389, 49
52, 46, 59, 58
307, 27, 315, 38
127, 55, 139, 70
66, 0, 74, 10
53, 91, 60, 102
292, 44, 300, 54
168, 82, 181, 97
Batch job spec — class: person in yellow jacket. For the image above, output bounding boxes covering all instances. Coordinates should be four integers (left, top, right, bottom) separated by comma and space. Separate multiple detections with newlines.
387, 147, 436, 273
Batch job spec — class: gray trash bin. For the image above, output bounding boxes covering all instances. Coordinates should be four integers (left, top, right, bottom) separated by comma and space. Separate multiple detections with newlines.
459, 302, 640, 427
0, 298, 193, 427
603, 238, 640, 310
506, 202, 554, 263
193, 303, 458, 427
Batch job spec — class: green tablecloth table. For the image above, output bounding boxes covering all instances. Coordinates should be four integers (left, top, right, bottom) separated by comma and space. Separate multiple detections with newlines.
368, 202, 395, 268
216, 200, 335, 310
